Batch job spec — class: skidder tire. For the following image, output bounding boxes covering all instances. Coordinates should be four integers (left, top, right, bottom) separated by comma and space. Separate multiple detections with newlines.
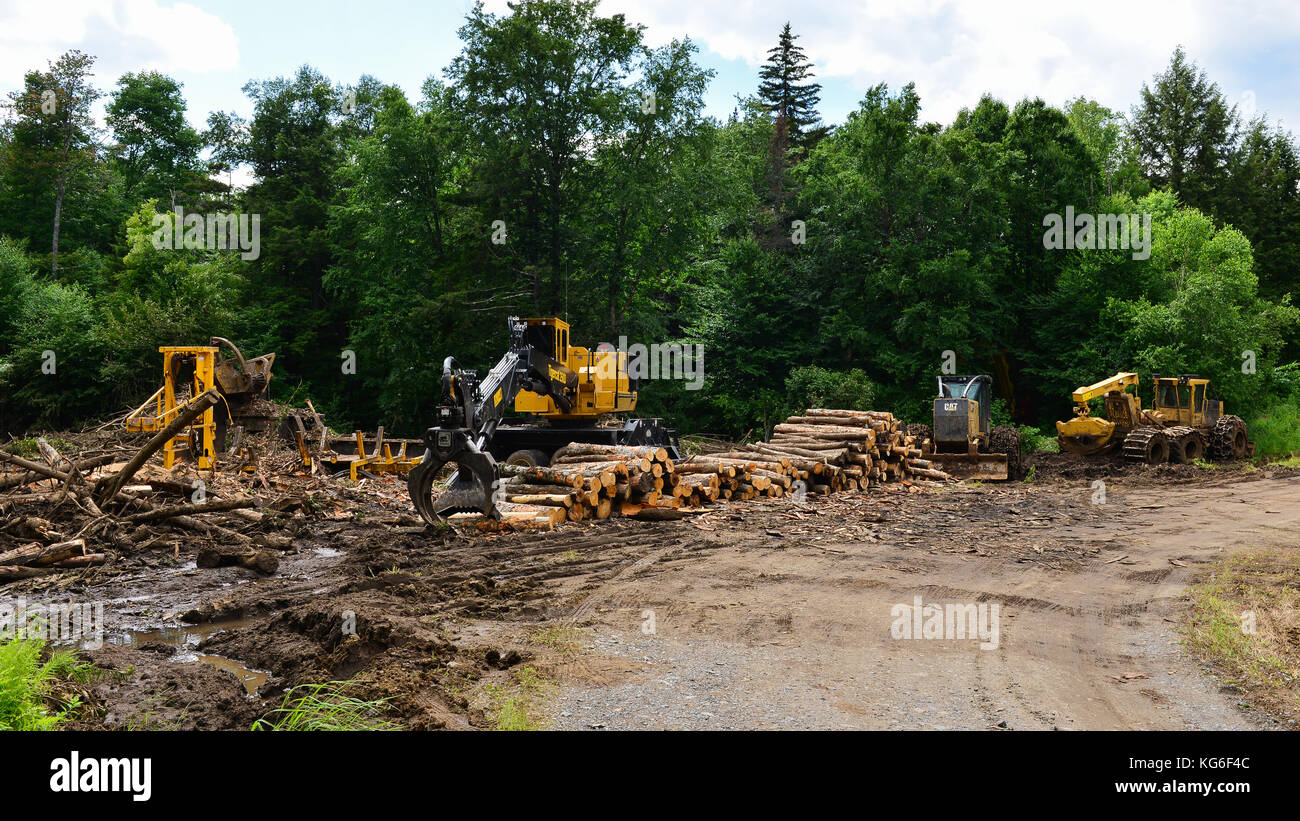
990, 425, 1022, 479
505, 449, 550, 468
1122, 427, 1169, 464
1165, 426, 1205, 464
1210, 415, 1249, 460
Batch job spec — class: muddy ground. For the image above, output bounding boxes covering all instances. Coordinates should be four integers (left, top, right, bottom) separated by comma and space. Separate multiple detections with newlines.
5, 450, 1298, 731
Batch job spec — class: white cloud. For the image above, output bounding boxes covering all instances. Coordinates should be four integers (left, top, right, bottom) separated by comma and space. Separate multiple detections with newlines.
0, 0, 238, 86
479, 0, 1300, 128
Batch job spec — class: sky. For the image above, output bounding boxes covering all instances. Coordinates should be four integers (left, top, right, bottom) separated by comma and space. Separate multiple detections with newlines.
2, 0, 1298, 149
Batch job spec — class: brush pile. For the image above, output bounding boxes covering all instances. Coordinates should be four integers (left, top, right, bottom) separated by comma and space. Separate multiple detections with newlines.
0, 390, 335, 587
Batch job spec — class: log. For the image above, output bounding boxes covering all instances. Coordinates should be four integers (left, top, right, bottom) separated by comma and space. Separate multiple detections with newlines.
168, 515, 254, 546
505, 493, 573, 507
0, 453, 117, 490
677, 462, 734, 477
0, 565, 54, 583
0, 449, 72, 484
908, 467, 950, 480
502, 482, 580, 496
773, 423, 879, 441
503, 466, 584, 488
197, 545, 279, 575
0, 543, 42, 565
555, 443, 667, 462
95, 388, 221, 505
768, 436, 857, 450
121, 497, 256, 524
804, 408, 892, 420
552, 456, 648, 473
628, 506, 685, 521
53, 553, 106, 568
750, 442, 848, 462
28, 539, 88, 567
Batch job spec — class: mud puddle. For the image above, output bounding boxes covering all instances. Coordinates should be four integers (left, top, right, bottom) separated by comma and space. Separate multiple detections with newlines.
99, 618, 270, 695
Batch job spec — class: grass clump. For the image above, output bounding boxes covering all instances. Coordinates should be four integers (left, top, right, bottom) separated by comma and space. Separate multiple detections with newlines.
253, 680, 398, 731
1186, 550, 1300, 722
483, 665, 553, 731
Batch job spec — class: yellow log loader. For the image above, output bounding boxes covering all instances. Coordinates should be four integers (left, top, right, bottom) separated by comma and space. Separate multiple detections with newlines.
406, 316, 681, 525
1056, 372, 1253, 463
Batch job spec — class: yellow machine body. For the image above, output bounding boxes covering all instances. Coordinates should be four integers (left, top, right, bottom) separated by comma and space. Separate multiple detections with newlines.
511, 318, 637, 419
1151, 376, 1221, 426
1056, 372, 1144, 455
125, 346, 219, 469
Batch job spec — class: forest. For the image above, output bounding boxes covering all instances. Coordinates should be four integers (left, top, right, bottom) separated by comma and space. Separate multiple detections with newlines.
1, 0, 1298, 455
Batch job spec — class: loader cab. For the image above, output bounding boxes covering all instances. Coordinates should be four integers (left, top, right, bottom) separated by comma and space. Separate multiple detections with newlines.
518, 317, 567, 360
512, 317, 637, 419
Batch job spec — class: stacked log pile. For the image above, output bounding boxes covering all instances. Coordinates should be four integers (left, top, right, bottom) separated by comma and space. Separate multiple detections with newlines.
685, 408, 947, 501
449, 409, 949, 533
449, 443, 686, 532
765, 408, 947, 488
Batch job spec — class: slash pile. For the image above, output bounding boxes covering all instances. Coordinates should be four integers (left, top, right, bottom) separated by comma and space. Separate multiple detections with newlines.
0, 389, 347, 587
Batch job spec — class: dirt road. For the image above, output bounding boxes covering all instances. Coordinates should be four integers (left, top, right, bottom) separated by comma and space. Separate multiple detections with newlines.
14, 461, 1296, 730
548, 471, 1300, 730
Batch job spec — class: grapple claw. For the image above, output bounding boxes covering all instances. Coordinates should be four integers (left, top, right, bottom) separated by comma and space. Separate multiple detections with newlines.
407, 428, 500, 526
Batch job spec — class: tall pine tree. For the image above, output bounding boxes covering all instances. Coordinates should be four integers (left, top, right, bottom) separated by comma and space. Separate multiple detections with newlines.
758, 23, 826, 150
1129, 46, 1236, 215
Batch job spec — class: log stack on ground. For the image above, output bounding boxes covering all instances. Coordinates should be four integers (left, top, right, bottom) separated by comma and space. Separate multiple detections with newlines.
763, 408, 949, 489
446, 443, 682, 532
444, 411, 949, 533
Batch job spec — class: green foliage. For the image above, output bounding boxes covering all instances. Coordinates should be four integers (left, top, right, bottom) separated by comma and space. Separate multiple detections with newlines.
0, 28, 1298, 448
1102, 192, 1299, 414
1064, 97, 1147, 199
757, 23, 825, 149
1017, 425, 1059, 454
0, 636, 87, 731
106, 71, 203, 203
1129, 46, 1236, 215
785, 365, 875, 412
1248, 402, 1300, 458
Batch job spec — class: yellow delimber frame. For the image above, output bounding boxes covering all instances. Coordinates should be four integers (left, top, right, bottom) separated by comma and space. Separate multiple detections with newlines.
125, 346, 219, 469
1071, 372, 1139, 414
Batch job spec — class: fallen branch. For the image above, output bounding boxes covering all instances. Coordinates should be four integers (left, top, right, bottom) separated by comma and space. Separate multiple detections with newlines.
94, 388, 220, 505
121, 497, 255, 525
